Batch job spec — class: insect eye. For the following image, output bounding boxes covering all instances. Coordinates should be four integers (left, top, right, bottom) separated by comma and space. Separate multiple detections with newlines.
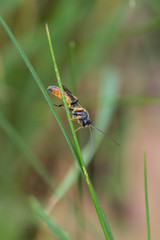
84, 119, 91, 126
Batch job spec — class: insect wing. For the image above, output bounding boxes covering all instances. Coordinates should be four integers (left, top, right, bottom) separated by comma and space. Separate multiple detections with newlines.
62, 84, 78, 104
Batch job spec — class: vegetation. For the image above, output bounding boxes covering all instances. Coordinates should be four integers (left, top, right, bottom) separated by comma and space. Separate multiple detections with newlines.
0, 0, 159, 239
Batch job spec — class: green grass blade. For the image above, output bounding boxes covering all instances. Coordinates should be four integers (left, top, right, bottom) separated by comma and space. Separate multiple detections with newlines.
46, 25, 114, 240
0, 110, 54, 189
48, 68, 119, 206
144, 151, 151, 240
0, 15, 79, 169
30, 197, 73, 240
0, 15, 115, 240
46, 24, 82, 169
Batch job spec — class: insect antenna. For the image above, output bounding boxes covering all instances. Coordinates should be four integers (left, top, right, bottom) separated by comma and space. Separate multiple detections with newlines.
88, 126, 94, 161
90, 125, 119, 146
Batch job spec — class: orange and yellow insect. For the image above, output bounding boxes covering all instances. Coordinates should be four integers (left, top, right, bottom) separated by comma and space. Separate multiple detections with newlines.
47, 84, 119, 146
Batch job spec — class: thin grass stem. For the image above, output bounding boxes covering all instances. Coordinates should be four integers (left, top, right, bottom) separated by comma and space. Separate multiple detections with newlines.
45, 24, 114, 240
144, 150, 151, 240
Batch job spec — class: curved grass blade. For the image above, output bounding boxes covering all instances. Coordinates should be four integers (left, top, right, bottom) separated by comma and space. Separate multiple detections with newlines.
46, 23, 82, 168
144, 150, 151, 240
0, 15, 115, 240
30, 197, 73, 240
0, 15, 79, 173
48, 68, 119, 207
0, 110, 55, 189
46, 25, 115, 240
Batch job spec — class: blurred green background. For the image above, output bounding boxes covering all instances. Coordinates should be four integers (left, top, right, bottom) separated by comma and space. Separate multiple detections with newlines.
1, 0, 160, 239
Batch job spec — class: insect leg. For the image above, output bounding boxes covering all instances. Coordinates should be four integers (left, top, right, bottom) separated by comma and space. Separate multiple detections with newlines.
68, 116, 81, 121
71, 107, 84, 111
74, 126, 84, 133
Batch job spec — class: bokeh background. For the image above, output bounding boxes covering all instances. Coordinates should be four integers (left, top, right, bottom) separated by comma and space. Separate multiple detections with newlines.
1, 0, 160, 239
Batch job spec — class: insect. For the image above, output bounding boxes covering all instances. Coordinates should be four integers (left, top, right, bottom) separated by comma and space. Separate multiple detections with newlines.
48, 84, 118, 156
